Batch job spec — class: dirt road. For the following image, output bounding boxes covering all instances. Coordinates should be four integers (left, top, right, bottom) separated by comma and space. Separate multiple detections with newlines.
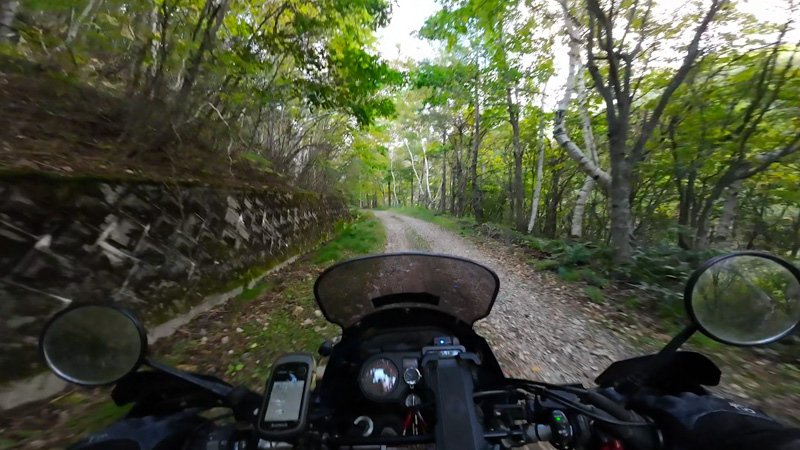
374, 210, 634, 384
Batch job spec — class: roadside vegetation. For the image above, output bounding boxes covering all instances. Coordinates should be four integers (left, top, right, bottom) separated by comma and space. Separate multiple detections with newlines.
0, 212, 386, 450
0, 0, 398, 189
390, 206, 800, 425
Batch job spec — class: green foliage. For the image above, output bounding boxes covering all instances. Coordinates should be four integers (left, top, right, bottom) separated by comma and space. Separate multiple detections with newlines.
237, 281, 274, 304
390, 206, 468, 232
559, 243, 594, 266
314, 213, 386, 263
241, 153, 275, 173
7, 0, 402, 190
65, 402, 132, 436
557, 266, 581, 282
579, 269, 610, 288
583, 286, 605, 304
534, 259, 560, 271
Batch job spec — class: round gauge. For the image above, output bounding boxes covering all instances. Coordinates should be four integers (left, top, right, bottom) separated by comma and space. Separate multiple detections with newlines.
404, 393, 422, 408
360, 358, 399, 399
403, 367, 421, 387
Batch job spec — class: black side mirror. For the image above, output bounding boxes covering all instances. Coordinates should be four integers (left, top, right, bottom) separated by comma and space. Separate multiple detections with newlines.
40, 305, 147, 386
685, 252, 800, 346
617, 252, 800, 396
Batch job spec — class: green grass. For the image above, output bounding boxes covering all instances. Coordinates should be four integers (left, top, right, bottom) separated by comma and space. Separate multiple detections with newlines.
583, 286, 606, 304
314, 212, 386, 263
237, 281, 274, 304
687, 332, 722, 349
65, 402, 132, 434
534, 259, 560, 271
624, 296, 643, 309
557, 266, 582, 282
404, 228, 432, 251
389, 206, 471, 233
579, 269, 610, 288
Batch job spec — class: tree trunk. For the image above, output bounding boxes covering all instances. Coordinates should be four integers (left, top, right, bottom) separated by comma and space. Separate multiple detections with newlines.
791, 208, 800, 258
544, 166, 562, 238
471, 76, 483, 223
440, 136, 447, 213
582, 0, 724, 264
410, 175, 414, 206
507, 87, 525, 231
422, 144, 432, 206
571, 66, 601, 239
554, 1, 611, 190
455, 136, 466, 216
178, 0, 230, 105
405, 140, 425, 205
0, 0, 19, 43
527, 113, 547, 234
713, 180, 741, 244
65, 0, 102, 44
389, 146, 398, 206
571, 178, 595, 238
608, 131, 634, 265
677, 169, 696, 249
148, 1, 171, 99
450, 151, 457, 214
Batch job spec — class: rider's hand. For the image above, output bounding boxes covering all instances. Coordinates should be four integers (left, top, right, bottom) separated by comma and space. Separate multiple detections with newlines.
631, 392, 794, 450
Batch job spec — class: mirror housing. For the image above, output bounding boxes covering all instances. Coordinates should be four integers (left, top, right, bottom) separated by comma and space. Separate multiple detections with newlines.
685, 251, 800, 347
39, 305, 148, 386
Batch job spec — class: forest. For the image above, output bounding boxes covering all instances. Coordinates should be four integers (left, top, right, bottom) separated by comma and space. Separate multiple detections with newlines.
2, 0, 800, 441
1, 0, 798, 269
345, 0, 800, 271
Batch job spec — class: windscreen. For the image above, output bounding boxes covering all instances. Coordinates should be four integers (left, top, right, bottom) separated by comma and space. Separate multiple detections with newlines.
314, 253, 500, 328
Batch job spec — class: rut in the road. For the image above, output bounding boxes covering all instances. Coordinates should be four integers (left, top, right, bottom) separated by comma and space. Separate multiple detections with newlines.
373, 211, 634, 385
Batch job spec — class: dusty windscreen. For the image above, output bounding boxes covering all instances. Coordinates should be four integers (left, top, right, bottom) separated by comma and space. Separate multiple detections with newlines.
314, 253, 500, 328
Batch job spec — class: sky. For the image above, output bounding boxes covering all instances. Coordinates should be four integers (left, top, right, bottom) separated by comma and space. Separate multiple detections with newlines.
375, 0, 440, 62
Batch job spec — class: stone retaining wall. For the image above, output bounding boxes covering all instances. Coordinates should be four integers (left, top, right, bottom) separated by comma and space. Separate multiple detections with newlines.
0, 174, 349, 387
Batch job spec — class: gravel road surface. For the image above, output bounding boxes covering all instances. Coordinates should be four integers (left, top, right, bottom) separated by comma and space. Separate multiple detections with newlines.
374, 210, 634, 384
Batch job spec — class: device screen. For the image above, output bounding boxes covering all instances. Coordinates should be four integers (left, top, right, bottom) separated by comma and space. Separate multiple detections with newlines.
263, 363, 307, 423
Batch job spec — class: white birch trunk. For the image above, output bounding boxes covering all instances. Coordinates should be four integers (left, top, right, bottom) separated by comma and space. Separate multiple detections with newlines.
527, 136, 546, 234
570, 64, 601, 238
148, 5, 160, 80
571, 178, 595, 237
65, 0, 103, 44
554, 0, 611, 189
577, 69, 598, 164
405, 140, 424, 205
389, 147, 398, 206
713, 180, 741, 243
0, 0, 19, 42
422, 144, 433, 206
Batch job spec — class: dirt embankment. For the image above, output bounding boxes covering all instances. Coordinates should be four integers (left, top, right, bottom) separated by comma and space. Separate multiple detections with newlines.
0, 57, 285, 189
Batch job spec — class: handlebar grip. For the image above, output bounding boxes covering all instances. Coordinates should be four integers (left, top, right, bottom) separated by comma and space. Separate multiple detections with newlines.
524, 424, 553, 443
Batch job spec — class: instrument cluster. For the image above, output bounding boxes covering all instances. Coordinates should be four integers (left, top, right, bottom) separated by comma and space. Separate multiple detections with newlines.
359, 353, 423, 403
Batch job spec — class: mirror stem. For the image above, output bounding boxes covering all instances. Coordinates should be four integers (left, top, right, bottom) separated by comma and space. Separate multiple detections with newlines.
145, 357, 233, 398
616, 325, 698, 397
658, 325, 697, 356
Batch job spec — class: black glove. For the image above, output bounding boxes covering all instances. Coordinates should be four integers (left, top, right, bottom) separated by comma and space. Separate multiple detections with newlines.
631, 392, 800, 450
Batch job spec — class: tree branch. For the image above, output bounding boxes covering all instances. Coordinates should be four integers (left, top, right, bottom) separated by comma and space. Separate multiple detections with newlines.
738, 133, 800, 179
630, 0, 726, 162
586, 11, 617, 123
